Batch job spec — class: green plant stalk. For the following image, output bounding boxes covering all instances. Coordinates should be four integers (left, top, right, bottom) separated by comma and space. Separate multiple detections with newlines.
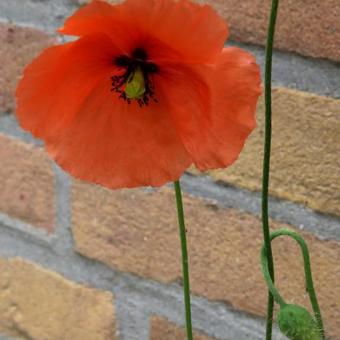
262, 0, 280, 339
174, 180, 193, 340
269, 229, 325, 339
261, 246, 286, 308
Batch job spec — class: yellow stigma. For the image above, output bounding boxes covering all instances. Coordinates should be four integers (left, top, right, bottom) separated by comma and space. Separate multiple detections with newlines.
125, 67, 146, 99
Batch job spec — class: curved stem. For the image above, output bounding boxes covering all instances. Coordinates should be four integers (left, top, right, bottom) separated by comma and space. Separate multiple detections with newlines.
269, 229, 325, 339
174, 180, 193, 340
262, 0, 280, 338
261, 246, 286, 308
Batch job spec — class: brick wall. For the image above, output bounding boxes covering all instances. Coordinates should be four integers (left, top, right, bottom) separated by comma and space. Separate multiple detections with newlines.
0, 1, 339, 339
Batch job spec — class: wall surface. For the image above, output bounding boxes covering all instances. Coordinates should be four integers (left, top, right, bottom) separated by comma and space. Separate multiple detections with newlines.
0, 0, 339, 339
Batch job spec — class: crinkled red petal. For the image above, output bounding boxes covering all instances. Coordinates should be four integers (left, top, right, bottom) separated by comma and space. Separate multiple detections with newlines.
165, 47, 261, 170
16, 33, 120, 141
46, 77, 191, 188
59, 0, 228, 64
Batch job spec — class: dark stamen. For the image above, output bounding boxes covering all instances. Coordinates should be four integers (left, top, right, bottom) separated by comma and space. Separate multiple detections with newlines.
144, 62, 159, 74
112, 48, 159, 106
132, 47, 148, 61
115, 55, 130, 67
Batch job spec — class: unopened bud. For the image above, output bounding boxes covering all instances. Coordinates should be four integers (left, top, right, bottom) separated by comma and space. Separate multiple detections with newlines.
277, 304, 321, 340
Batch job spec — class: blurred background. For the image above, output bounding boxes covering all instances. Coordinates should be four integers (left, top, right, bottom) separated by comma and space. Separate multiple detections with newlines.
0, 0, 339, 339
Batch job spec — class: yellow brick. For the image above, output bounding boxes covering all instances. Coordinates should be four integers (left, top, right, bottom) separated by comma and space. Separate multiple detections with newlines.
0, 134, 55, 232
0, 258, 116, 339
207, 88, 340, 217
72, 183, 340, 338
150, 317, 217, 340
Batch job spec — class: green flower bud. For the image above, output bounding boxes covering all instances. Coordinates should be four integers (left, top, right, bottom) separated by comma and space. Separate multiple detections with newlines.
277, 304, 321, 340
125, 67, 145, 99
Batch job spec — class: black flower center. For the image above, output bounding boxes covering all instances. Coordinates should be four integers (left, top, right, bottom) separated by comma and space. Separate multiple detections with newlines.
111, 47, 159, 107
132, 47, 148, 61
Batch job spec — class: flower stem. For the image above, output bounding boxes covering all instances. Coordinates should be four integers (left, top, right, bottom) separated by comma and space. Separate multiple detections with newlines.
269, 229, 325, 339
262, 0, 280, 339
261, 246, 287, 308
174, 180, 193, 340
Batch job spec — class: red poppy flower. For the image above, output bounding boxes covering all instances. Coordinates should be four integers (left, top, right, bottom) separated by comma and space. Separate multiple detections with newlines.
16, 0, 261, 189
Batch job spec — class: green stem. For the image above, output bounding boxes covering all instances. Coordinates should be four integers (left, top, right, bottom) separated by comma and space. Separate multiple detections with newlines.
269, 229, 325, 339
262, 0, 280, 339
261, 246, 286, 308
174, 180, 193, 340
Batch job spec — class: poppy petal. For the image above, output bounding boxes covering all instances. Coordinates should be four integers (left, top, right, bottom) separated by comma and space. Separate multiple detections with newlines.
16, 33, 120, 140
153, 62, 212, 158
120, 0, 228, 63
166, 47, 261, 170
59, 0, 228, 63
59, 1, 117, 37
46, 77, 192, 189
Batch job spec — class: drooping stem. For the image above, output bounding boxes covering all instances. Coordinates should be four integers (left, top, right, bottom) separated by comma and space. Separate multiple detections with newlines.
261, 246, 287, 308
262, 0, 280, 339
174, 180, 193, 340
269, 229, 325, 339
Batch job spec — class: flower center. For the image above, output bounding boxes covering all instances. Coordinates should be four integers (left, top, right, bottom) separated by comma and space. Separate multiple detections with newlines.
111, 47, 159, 107
125, 67, 146, 99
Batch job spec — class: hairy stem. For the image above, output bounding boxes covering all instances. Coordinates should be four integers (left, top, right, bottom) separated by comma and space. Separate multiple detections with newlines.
269, 229, 325, 339
174, 180, 193, 340
262, 0, 280, 338
261, 246, 286, 308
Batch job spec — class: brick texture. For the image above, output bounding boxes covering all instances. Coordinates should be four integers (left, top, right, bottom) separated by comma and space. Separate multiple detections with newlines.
72, 184, 340, 338
0, 23, 54, 115
204, 0, 340, 62
0, 257, 116, 339
205, 88, 340, 217
150, 317, 218, 340
0, 134, 55, 232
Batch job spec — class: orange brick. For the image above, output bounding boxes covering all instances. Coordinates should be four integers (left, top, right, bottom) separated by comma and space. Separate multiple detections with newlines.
0, 134, 55, 232
204, 0, 340, 62
0, 23, 55, 115
72, 183, 340, 338
151, 317, 217, 340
